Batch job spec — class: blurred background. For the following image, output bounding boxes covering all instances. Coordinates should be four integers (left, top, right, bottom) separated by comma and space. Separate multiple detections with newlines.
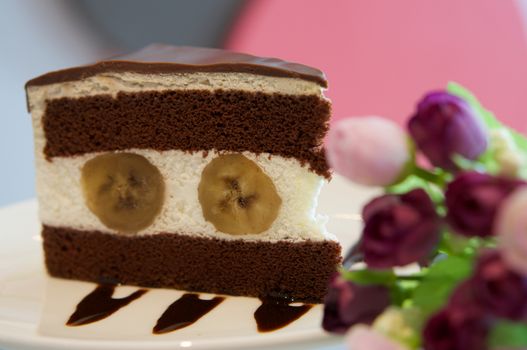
1, 0, 527, 206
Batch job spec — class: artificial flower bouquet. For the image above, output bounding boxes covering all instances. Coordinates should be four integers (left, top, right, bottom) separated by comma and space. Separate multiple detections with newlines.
322, 83, 527, 350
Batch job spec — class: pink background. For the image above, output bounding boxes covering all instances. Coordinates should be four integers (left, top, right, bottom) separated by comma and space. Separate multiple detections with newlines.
227, 0, 527, 132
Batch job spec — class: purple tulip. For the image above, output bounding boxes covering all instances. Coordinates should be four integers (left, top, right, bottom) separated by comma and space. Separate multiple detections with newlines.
408, 91, 487, 171
441, 250, 527, 320
469, 250, 527, 320
322, 273, 391, 334
447, 280, 486, 317
423, 306, 489, 350
360, 189, 440, 268
422, 267, 496, 350
423, 250, 527, 350
445, 172, 525, 237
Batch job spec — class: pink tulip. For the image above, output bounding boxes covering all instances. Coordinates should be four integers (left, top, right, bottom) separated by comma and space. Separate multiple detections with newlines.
325, 116, 412, 187
495, 187, 527, 275
346, 325, 407, 350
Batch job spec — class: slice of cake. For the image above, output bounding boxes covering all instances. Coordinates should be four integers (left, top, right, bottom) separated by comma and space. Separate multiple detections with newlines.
25, 44, 341, 303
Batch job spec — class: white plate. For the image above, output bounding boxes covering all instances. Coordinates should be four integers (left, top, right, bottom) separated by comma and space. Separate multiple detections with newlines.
0, 175, 376, 350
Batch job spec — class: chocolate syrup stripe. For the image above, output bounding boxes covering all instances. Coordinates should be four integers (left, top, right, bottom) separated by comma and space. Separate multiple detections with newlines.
153, 293, 225, 334
67, 284, 314, 333
255, 297, 313, 332
67, 284, 147, 326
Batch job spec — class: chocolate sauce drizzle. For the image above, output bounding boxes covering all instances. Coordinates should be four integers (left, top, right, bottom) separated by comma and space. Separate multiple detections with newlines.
153, 293, 225, 334
67, 284, 147, 326
67, 285, 313, 333
254, 297, 313, 332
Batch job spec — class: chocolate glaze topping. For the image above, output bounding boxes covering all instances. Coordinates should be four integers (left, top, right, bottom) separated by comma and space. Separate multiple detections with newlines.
26, 44, 327, 88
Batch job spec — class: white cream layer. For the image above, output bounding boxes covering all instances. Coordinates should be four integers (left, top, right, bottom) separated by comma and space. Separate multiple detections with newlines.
36, 149, 330, 242
26, 71, 325, 112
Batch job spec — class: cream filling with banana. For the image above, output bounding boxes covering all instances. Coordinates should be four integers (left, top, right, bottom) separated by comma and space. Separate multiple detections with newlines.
36, 149, 331, 242
81, 153, 165, 233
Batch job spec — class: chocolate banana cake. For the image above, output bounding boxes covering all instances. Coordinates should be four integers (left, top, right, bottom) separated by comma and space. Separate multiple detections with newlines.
26, 44, 341, 303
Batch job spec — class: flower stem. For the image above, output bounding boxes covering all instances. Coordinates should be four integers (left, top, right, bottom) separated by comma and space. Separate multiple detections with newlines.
342, 240, 364, 269
413, 166, 445, 186
396, 275, 424, 281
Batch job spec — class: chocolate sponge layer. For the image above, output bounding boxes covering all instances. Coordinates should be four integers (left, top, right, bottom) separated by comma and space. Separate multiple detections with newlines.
42, 225, 342, 303
42, 90, 331, 178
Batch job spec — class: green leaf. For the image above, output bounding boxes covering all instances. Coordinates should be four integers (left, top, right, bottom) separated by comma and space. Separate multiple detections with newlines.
489, 320, 527, 348
391, 280, 420, 307
511, 129, 527, 154
438, 232, 496, 257
386, 174, 446, 207
438, 232, 472, 256
386, 174, 428, 194
341, 268, 397, 286
447, 82, 501, 130
412, 255, 474, 317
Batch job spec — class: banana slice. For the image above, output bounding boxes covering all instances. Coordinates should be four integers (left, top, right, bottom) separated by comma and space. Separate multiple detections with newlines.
198, 154, 282, 235
81, 152, 165, 233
